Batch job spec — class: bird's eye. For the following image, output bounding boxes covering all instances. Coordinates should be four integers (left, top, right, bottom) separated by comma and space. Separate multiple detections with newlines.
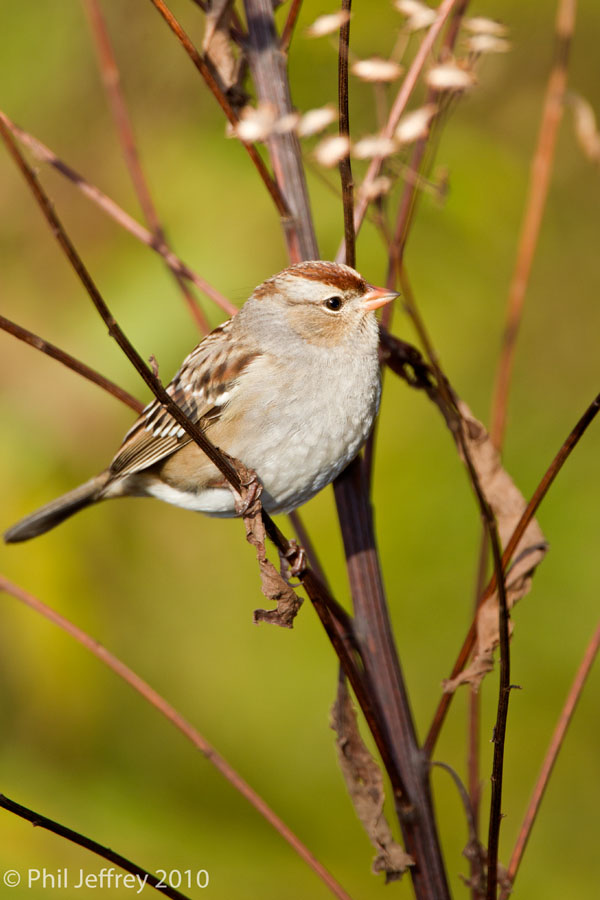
324, 296, 343, 311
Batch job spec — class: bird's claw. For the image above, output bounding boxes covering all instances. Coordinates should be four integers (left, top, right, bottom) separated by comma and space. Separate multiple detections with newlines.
279, 540, 307, 582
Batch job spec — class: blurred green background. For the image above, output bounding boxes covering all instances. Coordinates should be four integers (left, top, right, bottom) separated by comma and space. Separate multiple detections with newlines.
1, 1, 599, 897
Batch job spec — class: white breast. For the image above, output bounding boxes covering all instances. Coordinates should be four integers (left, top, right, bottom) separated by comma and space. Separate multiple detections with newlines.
226, 343, 381, 515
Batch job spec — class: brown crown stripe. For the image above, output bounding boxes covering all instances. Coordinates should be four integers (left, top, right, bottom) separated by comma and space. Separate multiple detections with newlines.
288, 261, 366, 293
253, 261, 367, 300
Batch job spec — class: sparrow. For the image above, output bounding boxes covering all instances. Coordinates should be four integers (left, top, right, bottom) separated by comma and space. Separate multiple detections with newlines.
4, 261, 397, 543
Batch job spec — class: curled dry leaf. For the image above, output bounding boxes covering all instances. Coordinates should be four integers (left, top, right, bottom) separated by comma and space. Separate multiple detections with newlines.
394, 0, 437, 32
443, 402, 548, 692
234, 463, 302, 628
314, 135, 351, 168
351, 57, 403, 83
395, 104, 437, 145
569, 94, 600, 164
466, 34, 511, 54
352, 135, 397, 160
427, 62, 475, 92
464, 17, 509, 37
202, 0, 246, 109
331, 678, 414, 882
297, 105, 338, 138
248, 510, 303, 628
306, 11, 351, 38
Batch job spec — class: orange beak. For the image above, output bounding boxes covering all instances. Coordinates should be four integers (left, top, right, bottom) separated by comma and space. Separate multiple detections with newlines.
362, 284, 400, 311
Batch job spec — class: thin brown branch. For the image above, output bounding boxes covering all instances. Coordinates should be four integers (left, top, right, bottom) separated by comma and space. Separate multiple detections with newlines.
337, 0, 355, 269
490, 0, 577, 449
335, 0, 460, 260
0, 110, 237, 317
0, 315, 143, 414
485, 538, 511, 900
0, 794, 191, 900
424, 391, 600, 756
243, 0, 318, 261
280, 0, 303, 54
468, 535, 488, 896
84, 0, 210, 332
0, 577, 353, 900
503, 619, 600, 897
148, 0, 292, 222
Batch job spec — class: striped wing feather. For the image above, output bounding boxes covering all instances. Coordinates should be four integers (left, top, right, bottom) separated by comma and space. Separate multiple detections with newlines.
109, 320, 258, 479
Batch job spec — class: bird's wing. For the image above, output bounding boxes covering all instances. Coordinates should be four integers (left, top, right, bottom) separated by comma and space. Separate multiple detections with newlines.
109, 319, 259, 479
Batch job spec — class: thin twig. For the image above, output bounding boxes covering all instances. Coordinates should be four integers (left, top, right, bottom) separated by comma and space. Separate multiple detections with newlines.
424, 391, 600, 756
0, 315, 143, 414
337, 0, 355, 269
148, 0, 292, 222
485, 540, 511, 899
84, 0, 210, 332
503, 620, 600, 897
0, 110, 237, 317
0, 577, 353, 900
280, 0, 303, 54
0, 794, 191, 900
335, 0, 460, 260
432, 761, 485, 893
490, 0, 577, 449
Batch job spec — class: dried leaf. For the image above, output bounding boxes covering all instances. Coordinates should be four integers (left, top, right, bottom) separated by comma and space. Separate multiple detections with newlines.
233, 463, 302, 628
569, 94, 600, 164
297, 105, 338, 137
331, 678, 414, 881
248, 511, 303, 628
394, 0, 437, 32
464, 17, 509, 37
466, 34, 511, 54
352, 134, 397, 160
352, 57, 403, 83
426, 62, 476, 92
202, 0, 246, 109
394, 104, 437, 145
314, 135, 351, 168
443, 403, 548, 692
306, 11, 351, 38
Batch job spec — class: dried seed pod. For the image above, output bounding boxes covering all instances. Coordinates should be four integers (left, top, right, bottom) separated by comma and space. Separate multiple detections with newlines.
352, 57, 403, 83
314, 135, 351, 168
306, 11, 351, 38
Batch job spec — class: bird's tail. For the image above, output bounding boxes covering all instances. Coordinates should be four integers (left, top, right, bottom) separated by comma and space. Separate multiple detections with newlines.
4, 473, 109, 543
